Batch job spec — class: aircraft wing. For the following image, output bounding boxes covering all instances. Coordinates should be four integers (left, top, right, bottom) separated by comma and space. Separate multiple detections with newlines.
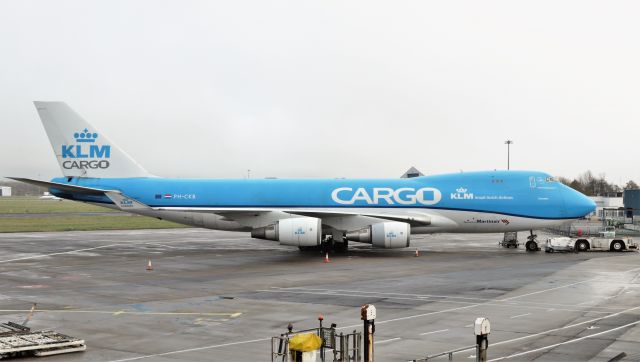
158, 207, 433, 226
276, 210, 431, 226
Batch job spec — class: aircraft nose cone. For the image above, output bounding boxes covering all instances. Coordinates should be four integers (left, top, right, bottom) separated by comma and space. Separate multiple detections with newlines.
564, 186, 596, 218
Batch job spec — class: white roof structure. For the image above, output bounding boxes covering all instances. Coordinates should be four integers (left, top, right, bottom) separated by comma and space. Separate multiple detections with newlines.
400, 167, 424, 178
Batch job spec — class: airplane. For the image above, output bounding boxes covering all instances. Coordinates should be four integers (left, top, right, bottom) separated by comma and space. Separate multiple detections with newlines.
39, 192, 63, 201
11, 102, 596, 252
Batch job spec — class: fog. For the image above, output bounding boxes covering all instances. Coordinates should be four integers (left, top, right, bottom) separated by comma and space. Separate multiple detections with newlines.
1, 1, 638, 184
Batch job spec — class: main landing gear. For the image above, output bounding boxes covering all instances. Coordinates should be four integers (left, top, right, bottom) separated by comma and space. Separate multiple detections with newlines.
298, 235, 348, 253
525, 230, 540, 252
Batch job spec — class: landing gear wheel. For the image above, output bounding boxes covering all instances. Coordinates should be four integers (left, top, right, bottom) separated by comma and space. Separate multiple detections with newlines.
333, 240, 348, 253
611, 240, 624, 252
298, 245, 322, 252
525, 230, 539, 252
576, 240, 589, 252
525, 241, 538, 252
304, 237, 348, 254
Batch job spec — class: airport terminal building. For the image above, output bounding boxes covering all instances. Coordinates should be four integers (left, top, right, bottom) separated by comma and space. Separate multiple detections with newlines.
624, 189, 640, 217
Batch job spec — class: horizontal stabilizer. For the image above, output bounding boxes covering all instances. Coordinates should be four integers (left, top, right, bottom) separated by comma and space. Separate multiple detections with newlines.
8, 177, 110, 195
10, 178, 150, 211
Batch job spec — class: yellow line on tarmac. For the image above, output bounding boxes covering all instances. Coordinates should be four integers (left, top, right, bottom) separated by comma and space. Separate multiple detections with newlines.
0, 309, 242, 317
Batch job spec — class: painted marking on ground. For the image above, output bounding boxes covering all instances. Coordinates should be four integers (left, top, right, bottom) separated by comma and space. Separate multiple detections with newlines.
375, 337, 401, 344
496, 265, 640, 302
432, 304, 640, 355
498, 279, 594, 301
420, 329, 449, 336
275, 287, 627, 311
0, 237, 250, 264
279, 287, 490, 302
336, 304, 481, 330
146, 243, 179, 249
0, 244, 121, 263
105, 338, 270, 362
0, 309, 242, 317
489, 319, 640, 361
509, 313, 531, 319
258, 289, 613, 315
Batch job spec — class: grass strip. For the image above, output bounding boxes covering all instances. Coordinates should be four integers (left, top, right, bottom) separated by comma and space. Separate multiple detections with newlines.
0, 215, 187, 233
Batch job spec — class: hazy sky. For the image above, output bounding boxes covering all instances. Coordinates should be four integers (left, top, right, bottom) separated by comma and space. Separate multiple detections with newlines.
1, 1, 639, 184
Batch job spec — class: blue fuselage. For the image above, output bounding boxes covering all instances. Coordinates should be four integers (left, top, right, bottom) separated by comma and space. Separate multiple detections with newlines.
52, 170, 595, 220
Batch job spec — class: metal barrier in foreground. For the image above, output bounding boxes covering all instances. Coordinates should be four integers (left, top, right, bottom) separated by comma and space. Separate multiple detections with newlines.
271, 322, 361, 362
410, 318, 491, 362
409, 345, 476, 362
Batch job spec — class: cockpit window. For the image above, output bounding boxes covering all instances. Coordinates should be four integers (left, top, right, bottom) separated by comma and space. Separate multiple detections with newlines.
545, 176, 556, 182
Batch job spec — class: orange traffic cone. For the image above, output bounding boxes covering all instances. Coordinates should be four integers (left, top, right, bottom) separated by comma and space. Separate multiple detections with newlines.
415, 248, 420, 257
324, 252, 331, 263
146, 259, 154, 271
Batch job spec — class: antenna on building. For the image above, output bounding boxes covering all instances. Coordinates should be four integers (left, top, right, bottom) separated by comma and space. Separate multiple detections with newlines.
505, 140, 514, 170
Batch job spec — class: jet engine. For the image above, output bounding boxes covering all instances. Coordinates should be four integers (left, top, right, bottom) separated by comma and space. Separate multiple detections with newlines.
251, 217, 322, 247
345, 221, 410, 248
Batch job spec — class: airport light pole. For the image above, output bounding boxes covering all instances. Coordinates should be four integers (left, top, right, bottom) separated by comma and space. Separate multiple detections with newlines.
504, 140, 513, 170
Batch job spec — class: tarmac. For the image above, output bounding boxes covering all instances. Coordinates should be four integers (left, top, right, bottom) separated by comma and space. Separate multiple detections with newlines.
0, 228, 639, 361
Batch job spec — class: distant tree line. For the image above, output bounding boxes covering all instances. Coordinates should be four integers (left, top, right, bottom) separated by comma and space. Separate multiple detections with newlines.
558, 171, 639, 196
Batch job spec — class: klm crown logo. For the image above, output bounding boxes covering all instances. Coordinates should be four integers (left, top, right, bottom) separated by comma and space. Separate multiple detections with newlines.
74, 129, 99, 143
61, 129, 111, 170
451, 186, 474, 200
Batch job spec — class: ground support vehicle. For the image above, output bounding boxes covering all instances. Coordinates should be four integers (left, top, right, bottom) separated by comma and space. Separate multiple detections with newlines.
546, 235, 637, 252
545, 237, 577, 253
499, 232, 519, 248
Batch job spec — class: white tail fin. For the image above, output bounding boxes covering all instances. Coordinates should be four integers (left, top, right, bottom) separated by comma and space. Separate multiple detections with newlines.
34, 101, 152, 178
